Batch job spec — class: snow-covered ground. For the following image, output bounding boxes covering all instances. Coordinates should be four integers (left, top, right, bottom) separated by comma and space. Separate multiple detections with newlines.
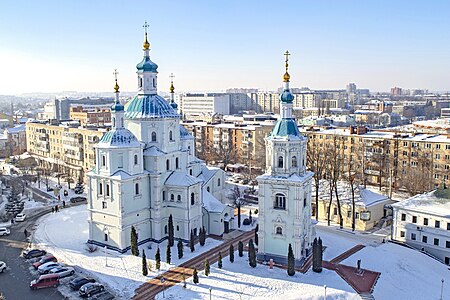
32, 205, 223, 299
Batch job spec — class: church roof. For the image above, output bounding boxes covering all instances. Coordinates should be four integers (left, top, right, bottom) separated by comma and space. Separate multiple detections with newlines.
97, 128, 142, 148
143, 146, 166, 156
270, 118, 303, 139
197, 165, 220, 186
280, 89, 294, 103
165, 171, 203, 187
202, 189, 227, 213
180, 125, 193, 140
125, 94, 179, 119
136, 55, 158, 72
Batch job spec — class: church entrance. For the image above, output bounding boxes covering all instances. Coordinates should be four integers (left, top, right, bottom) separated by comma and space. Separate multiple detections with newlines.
224, 221, 230, 233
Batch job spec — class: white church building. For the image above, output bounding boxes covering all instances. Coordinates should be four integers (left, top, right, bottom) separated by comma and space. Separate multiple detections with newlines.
257, 52, 314, 266
87, 28, 233, 253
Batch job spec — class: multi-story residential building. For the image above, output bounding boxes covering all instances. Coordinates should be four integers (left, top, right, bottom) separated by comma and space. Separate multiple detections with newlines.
391, 189, 450, 265
178, 93, 231, 118
303, 126, 450, 194
2, 124, 27, 156
26, 120, 107, 182
39, 97, 114, 121
70, 105, 111, 126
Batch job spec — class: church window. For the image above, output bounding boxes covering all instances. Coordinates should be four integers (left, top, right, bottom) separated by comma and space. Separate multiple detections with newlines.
112, 117, 115, 127
177, 195, 181, 202
276, 227, 283, 235
139, 77, 143, 88
152, 78, 156, 88
177, 225, 179, 231
170, 194, 174, 201
120, 117, 124, 127
134, 154, 138, 165
102, 155, 106, 167
304, 197, 307, 207
190, 169, 193, 176
278, 156, 284, 168
151, 132, 157, 142
175, 157, 179, 169
164, 225, 168, 234
292, 156, 297, 167
99, 183, 103, 195
169, 130, 173, 141
217, 178, 221, 187
106, 184, 110, 196
191, 193, 195, 205
274, 193, 286, 210
162, 191, 166, 201
118, 155, 123, 168
166, 159, 170, 171
104, 233, 108, 241
135, 183, 139, 195
207, 186, 210, 192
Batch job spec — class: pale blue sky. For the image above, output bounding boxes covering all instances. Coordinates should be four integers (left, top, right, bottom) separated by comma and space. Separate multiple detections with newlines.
1, 0, 449, 94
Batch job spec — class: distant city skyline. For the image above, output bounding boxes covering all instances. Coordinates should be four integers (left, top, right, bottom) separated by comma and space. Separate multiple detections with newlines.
1, 0, 449, 95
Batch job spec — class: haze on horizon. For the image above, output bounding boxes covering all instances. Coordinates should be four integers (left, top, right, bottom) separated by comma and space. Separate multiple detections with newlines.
1, 0, 449, 95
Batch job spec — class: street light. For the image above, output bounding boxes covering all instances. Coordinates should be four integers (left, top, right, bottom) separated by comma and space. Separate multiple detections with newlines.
161, 277, 166, 298
209, 288, 212, 300
440, 279, 444, 300
324, 285, 327, 300
104, 246, 107, 267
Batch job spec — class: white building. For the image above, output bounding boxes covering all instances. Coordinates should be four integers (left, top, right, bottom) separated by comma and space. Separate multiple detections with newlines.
257, 52, 314, 266
391, 189, 450, 265
179, 93, 230, 118
87, 29, 233, 253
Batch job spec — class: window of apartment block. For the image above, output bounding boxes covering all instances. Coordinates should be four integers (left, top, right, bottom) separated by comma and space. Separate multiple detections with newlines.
401, 213, 406, 221
447, 223, 450, 230
400, 231, 405, 237
355, 212, 359, 219
435, 220, 440, 228
422, 236, 428, 243
445, 257, 450, 265
99, 183, 103, 195
333, 207, 338, 215
434, 238, 439, 246
412, 216, 417, 223
411, 233, 416, 240
347, 211, 351, 218
435, 154, 440, 159
424, 218, 429, 226
446, 241, 450, 248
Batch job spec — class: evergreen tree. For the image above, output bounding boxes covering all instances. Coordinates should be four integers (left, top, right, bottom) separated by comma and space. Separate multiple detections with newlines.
155, 247, 161, 270
131, 226, 139, 256
255, 224, 259, 246
237, 203, 241, 228
218, 252, 222, 269
287, 243, 295, 276
238, 241, 244, 257
168, 214, 174, 247
189, 229, 195, 252
229, 244, 234, 263
204, 258, 210, 276
249, 210, 252, 223
248, 239, 257, 268
193, 268, 199, 284
199, 226, 206, 246
142, 249, 148, 276
177, 239, 184, 259
166, 242, 171, 264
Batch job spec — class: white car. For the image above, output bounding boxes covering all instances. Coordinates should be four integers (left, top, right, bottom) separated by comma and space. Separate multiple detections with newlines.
0, 261, 6, 273
38, 262, 63, 274
49, 266, 75, 278
15, 213, 26, 222
0, 227, 10, 236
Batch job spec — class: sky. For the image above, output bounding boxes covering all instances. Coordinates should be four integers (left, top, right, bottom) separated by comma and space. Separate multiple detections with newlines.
0, 0, 449, 95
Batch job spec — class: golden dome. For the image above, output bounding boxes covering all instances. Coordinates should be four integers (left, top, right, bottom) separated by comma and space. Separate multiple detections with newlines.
170, 82, 175, 93
114, 80, 120, 93
283, 71, 290, 82
143, 33, 150, 50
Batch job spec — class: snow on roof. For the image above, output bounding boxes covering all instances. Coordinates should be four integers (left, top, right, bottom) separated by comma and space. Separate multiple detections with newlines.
110, 170, 138, 180
391, 190, 450, 217
165, 171, 203, 187
143, 146, 166, 156
5, 124, 26, 133
197, 165, 220, 186
202, 189, 227, 213
257, 171, 314, 182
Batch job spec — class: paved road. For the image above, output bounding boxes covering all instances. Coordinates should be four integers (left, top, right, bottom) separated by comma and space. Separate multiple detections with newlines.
316, 224, 388, 246
0, 208, 63, 299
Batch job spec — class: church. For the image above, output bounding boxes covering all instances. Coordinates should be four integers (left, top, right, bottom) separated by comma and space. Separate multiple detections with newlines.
257, 52, 314, 267
87, 27, 233, 253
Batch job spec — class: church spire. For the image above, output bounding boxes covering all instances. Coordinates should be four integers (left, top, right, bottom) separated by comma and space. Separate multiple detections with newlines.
111, 69, 124, 129
283, 50, 290, 83
279, 51, 294, 118
169, 73, 177, 109
143, 21, 150, 50
136, 21, 158, 95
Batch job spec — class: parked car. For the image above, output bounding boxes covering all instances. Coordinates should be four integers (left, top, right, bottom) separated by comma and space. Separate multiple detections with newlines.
38, 262, 62, 274
91, 290, 115, 300
70, 196, 87, 203
74, 187, 84, 194
32, 254, 57, 269
49, 266, 75, 278
46, 187, 53, 192
0, 261, 7, 273
15, 213, 26, 222
69, 276, 96, 290
0, 227, 10, 236
23, 249, 47, 259
79, 282, 104, 298
30, 274, 59, 290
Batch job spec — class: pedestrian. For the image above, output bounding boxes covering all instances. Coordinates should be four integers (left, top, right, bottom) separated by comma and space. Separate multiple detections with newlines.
55, 205, 59, 212
52, 207, 55, 213
62, 200, 66, 208
11, 218, 15, 224
24, 229, 28, 237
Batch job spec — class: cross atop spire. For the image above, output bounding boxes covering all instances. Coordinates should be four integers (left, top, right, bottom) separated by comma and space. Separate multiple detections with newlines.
283, 50, 291, 82
143, 21, 149, 34
142, 21, 150, 50
113, 69, 119, 93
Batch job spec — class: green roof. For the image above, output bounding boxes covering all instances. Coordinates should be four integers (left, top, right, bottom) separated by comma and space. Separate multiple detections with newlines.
270, 118, 301, 138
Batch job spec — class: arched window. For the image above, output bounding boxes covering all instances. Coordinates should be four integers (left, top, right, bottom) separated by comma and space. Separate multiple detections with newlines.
106, 184, 110, 196
169, 130, 173, 141
135, 183, 139, 195
104, 233, 108, 241
274, 193, 286, 210
162, 191, 166, 201
99, 183, 103, 195
175, 157, 179, 169
152, 78, 156, 88
166, 159, 170, 171
102, 155, 106, 167
217, 178, 221, 187
292, 156, 297, 168
170, 194, 174, 201
191, 193, 195, 205
177, 195, 181, 202
151, 132, 157, 142
139, 77, 143, 88
278, 156, 283, 168
303, 197, 307, 207
164, 225, 168, 234
176, 225, 179, 231
276, 227, 283, 235
134, 154, 138, 165
190, 169, 193, 176
207, 186, 210, 192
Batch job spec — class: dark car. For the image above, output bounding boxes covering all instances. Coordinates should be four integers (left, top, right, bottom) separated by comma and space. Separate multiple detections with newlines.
79, 282, 104, 298
69, 276, 96, 291
70, 196, 87, 203
91, 291, 115, 300
74, 187, 84, 194
23, 249, 47, 259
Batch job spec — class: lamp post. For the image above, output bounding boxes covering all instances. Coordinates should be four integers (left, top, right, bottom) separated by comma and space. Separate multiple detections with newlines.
104, 246, 107, 267
324, 285, 327, 300
209, 288, 212, 300
440, 279, 444, 300
161, 277, 166, 298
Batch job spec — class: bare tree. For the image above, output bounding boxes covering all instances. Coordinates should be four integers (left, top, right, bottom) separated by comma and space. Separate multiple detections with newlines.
307, 136, 326, 220
227, 185, 246, 228
401, 147, 433, 196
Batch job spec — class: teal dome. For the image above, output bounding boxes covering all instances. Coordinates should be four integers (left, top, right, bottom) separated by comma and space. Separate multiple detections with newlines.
280, 89, 294, 103
270, 119, 301, 138
136, 56, 158, 72
111, 102, 124, 112
125, 94, 179, 119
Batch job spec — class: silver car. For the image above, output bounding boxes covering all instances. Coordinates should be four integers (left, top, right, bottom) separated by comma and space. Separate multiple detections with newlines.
38, 262, 63, 274
0, 227, 10, 236
49, 266, 75, 278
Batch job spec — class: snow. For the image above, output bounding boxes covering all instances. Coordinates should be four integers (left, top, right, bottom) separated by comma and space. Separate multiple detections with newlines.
32, 205, 223, 299
391, 190, 450, 217
165, 171, 203, 187
202, 190, 227, 213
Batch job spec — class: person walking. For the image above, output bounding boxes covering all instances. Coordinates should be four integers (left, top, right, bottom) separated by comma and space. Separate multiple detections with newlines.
62, 200, 65, 208
55, 205, 59, 212
24, 229, 28, 237
51, 207, 55, 213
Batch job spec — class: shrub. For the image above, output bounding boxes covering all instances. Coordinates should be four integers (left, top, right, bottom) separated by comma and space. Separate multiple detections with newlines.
243, 218, 251, 225
254, 209, 258, 214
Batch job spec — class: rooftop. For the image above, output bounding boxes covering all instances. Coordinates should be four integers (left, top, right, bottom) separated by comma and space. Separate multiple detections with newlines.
391, 189, 450, 217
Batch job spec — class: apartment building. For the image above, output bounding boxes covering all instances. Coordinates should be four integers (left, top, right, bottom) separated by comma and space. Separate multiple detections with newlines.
391, 189, 450, 265
26, 120, 107, 182
179, 93, 231, 118
303, 126, 450, 194
69, 105, 111, 126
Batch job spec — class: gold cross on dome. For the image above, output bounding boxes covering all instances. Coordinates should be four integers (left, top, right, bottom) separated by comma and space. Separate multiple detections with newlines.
284, 50, 290, 70
169, 73, 175, 81
143, 21, 149, 34
113, 69, 119, 81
